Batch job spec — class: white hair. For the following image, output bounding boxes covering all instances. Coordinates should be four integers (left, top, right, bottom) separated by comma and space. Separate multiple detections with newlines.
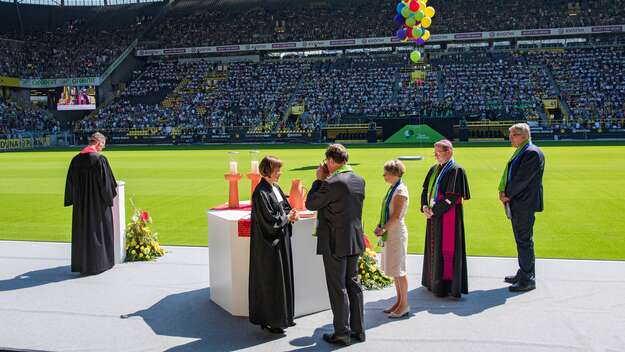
509, 123, 531, 139
89, 132, 106, 144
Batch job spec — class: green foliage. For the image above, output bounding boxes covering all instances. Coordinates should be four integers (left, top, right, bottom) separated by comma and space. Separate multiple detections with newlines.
125, 207, 165, 262
358, 247, 394, 290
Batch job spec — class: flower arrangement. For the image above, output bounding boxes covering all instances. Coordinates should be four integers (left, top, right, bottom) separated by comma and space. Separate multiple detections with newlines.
125, 204, 165, 262
358, 236, 393, 290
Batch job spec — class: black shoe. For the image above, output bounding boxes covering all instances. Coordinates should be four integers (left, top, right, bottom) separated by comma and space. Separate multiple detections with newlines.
323, 333, 351, 346
504, 275, 519, 284
288, 321, 297, 327
260, 325, 284, 334
350, 332, 366, 343
509, 281, 536, 292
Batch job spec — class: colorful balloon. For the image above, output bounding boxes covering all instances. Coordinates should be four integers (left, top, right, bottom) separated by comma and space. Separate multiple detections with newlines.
424, 6, 436, 18
394, 13, 405, 26
401, 6, 412, 18
421, 16, 432, 28
396, 28, 408, 40
414, 10, 425, 21
406, 17, 417, 27
410, 50, 422, 63
396, 2, 406, 14
412, 27, 423, 38
409, 0, 420, 12
422, 29, 431, 41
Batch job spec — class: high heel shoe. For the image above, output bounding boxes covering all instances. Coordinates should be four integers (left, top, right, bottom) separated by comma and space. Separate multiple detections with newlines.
383, 306, 396, 314
388, 306, 410, 318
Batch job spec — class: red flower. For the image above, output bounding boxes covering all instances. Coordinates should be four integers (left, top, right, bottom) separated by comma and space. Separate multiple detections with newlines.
363, 234, 371, 249
141, 211, 150, 222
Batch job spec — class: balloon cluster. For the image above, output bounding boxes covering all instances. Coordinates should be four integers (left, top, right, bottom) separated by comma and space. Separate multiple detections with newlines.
393, 0, 436, 63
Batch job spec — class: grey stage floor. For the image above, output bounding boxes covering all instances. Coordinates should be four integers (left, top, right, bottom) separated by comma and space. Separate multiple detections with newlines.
0, 240, 624, 352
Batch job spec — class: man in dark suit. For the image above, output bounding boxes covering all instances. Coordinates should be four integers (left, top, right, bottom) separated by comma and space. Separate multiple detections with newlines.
305, 144, 366, 346
499, 123, 545, 292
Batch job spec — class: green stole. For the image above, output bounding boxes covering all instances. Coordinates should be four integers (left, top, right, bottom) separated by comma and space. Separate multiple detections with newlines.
331, 164, 353, 176
498, 139, 529, 192
377, 179, 402, 242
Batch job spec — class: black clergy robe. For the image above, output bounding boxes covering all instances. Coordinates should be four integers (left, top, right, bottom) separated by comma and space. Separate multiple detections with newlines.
248, 178, 295, 329
420, 161, 470, 298
64, 151, 117, 275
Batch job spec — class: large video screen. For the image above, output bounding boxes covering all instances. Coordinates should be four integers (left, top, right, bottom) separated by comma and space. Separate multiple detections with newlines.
56, 85, 96, 111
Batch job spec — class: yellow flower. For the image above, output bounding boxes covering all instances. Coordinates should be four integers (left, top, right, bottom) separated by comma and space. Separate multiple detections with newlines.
131, 250, 136, 255
131, 240, 136, 246
139, 253, 144, 258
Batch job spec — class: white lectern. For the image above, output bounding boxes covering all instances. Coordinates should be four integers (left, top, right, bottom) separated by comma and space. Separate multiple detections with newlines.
112, 181, 126, 264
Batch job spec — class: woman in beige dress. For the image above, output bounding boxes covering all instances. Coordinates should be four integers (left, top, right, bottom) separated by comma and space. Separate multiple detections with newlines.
375, 160, 410, 318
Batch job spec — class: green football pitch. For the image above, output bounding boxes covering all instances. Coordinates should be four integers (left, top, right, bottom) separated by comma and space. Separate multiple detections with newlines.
1, 143, 624, 260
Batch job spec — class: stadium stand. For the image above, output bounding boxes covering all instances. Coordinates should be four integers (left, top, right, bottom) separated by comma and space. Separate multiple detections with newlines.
141, 0, 625, 48
0, 1, 163, 78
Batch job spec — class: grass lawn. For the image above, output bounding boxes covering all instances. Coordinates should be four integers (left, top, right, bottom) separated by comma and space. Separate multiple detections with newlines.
1, 143, 624, 260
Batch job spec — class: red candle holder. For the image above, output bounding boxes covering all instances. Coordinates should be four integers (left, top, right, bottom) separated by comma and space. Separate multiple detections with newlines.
224, 173, 242, 209
247, 172, 262, 202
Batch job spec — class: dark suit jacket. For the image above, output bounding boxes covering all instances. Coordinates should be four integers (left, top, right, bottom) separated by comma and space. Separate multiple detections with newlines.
506, 143, 545, 213
305, 171, 366, 257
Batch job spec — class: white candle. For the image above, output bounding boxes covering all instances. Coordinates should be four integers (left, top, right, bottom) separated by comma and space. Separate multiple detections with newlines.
229, 161, 238, 174
251, 160, 259, 174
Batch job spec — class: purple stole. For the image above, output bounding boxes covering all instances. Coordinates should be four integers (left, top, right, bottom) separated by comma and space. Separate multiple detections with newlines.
438, 193, 462, 281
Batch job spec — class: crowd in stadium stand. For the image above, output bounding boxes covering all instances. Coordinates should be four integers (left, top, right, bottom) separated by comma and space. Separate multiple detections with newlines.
82, 60, 304, 133
0, 18, 149, 79
121, 61, 183, 100
2, 0, 624, 79
0, 97, 60, 135
433, 52, 555, 121
72, 47, 625, 136
292, 56, 401, 126
0, 0, 161, 79
143, 0, 625, 49
525, 47, 625, 123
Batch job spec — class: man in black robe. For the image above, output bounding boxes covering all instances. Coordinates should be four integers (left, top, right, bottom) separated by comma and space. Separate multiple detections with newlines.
64, 132, 117, 275
249, 156, 298, 334
420, 139, 470, 299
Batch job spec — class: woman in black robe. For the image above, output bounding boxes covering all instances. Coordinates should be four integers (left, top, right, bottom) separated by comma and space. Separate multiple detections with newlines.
249, 156, 299, 334
420, 140, 470, 299
64, 132, 117, 275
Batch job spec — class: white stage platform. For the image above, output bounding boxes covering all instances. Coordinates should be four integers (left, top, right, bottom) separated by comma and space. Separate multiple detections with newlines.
1, 240, 624, 351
